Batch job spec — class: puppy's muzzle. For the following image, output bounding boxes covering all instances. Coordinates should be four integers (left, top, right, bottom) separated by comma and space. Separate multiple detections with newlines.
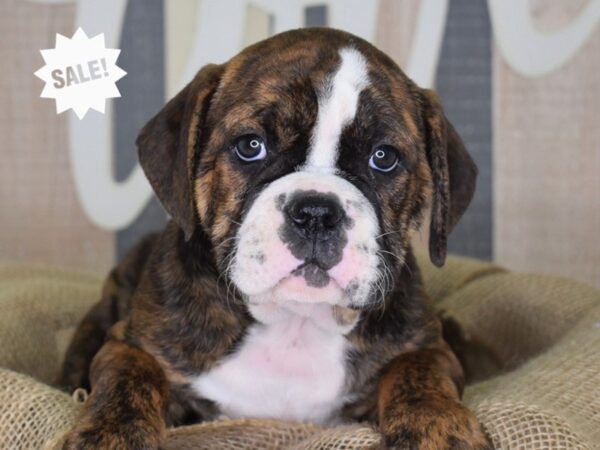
231, 171, 379, 306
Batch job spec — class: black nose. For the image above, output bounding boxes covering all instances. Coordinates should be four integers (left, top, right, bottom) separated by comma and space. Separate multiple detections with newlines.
285, 193, 344, 239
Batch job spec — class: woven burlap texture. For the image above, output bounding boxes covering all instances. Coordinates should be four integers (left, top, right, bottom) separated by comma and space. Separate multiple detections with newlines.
1, 256, 599, 450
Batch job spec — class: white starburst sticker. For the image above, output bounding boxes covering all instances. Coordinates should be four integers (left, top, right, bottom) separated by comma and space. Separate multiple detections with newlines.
34, 28, 127, 119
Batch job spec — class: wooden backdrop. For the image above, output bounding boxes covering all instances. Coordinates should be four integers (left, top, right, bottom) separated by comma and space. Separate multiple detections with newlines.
1, 0, 599, 288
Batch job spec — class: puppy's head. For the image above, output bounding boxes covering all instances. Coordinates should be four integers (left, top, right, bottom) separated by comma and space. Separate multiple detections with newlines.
137, 29, 476, 313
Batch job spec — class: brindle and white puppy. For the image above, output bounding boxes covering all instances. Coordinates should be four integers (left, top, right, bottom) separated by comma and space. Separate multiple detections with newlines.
59, 29, 491, 450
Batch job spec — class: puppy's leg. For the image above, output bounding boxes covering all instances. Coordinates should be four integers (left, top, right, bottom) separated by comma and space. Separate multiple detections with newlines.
377, 343, 492, 450
441, 315, 504, 384
62, 340, 169, 450
57, 295, 117, 393
57, 233, 157, 392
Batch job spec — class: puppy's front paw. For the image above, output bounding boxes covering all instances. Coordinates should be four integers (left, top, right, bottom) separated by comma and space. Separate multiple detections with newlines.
380, 396, 492, 450
61, 422, 161, 450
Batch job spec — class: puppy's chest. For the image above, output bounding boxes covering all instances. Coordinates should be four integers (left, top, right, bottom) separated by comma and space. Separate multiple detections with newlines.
191, 314, 349, 424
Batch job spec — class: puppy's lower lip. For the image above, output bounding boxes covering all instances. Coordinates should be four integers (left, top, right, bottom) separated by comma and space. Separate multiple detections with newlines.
274, 275, 344, 305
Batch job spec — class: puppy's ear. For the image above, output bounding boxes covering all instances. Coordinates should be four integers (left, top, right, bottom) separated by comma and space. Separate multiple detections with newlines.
420, 89, 477, 267
137, 64, 224, 240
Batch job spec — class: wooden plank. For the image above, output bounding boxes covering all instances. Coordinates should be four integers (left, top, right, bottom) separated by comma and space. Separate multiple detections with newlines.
0, 0, 114, 273
494, 1, 600, 288
375, 0, 418, 70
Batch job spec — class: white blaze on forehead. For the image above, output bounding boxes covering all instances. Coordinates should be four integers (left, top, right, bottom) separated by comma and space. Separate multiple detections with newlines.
305, 47, 369, 172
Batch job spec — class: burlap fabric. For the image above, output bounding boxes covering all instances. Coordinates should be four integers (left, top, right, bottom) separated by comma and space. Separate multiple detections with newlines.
0, 256, 599, 449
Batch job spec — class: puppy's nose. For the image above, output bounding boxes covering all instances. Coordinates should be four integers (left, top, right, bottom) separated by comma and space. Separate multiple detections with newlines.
285, 194, 343, 239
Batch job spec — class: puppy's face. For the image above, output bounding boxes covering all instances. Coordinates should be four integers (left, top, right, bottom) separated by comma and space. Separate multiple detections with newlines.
137, 29, 476, 314
202, 45, 432, 310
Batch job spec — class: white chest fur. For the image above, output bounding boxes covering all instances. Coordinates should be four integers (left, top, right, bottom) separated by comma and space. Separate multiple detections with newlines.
192, 302, 353, 424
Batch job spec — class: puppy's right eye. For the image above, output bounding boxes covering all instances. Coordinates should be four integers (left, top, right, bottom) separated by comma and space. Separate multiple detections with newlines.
234, 135, 267, 162
369, 145, 399, 173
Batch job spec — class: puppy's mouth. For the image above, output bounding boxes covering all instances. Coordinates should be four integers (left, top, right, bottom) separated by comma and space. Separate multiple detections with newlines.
248, 261, 347, 307
291, 261, 331, 288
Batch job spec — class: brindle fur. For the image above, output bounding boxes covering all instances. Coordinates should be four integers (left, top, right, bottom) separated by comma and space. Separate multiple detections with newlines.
59, 29, 492, 450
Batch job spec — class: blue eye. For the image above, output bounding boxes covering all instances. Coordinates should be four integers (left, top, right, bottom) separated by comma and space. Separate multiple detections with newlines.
369, 146, 399, 172
234, 135, 267, 162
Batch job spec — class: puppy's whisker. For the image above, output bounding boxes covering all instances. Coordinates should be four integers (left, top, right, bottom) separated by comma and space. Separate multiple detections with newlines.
225, 245, 245, 307
224, 216, 243, 226
377, 249, 404, 264
223, 250, 238, 309
369, 251, 396, 320
375, 230, 401, 240
216, 259, 230, 310
217, 244, 240, 313
214, 236, 237, 250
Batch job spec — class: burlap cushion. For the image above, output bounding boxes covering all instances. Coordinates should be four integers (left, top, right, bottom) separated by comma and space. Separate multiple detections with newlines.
0, 256, 599, 449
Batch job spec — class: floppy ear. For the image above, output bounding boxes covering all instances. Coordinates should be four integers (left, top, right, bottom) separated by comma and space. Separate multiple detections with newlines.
420, 89, 477, 267
136, 64, 224, 240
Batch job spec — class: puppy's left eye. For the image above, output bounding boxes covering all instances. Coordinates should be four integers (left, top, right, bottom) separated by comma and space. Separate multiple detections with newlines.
369, 146, 399, 172
234, 135, 267, 162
